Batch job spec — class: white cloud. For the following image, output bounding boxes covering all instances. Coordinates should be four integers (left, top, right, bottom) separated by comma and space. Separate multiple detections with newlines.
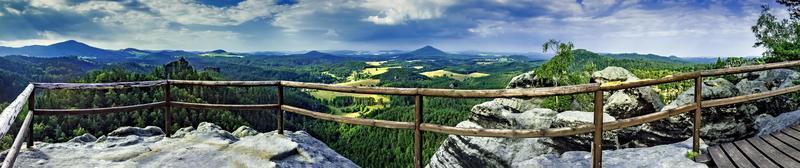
361, 0, 456, 25
140, 0, 285, 26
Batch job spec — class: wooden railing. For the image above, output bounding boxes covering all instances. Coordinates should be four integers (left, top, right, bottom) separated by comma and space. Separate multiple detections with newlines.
2, 60, 800, 167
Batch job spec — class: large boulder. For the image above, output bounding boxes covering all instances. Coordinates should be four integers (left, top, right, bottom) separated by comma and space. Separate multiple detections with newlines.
4, 123, 358, 168
506, 71, 554, 89
427, 98, 558, 168
638, 70, 798, 145
516, 138, 708, 168
548, 111, 631, 152
592, 66, 664, 119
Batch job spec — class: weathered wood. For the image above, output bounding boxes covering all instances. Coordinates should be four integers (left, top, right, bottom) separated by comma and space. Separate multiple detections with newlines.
782, 128, 800, 139
591, 90, 603, 168
0, 84, 33, 139
708, 146, 735, 168
734, 140, 779, 168
26, 87, 34, 148
700, 60, 800, 77
761, 135, 800, 162
703, 84, 800, 108
772, 133, 800, 151
602, 104, 696, 131
747, 137, 798, 167
35, 101, 166, 115
720, 143, 755, 168
693, 77, 702, 153
172, 102, 279, 110
599, 72, 699, 91
168, 80, 279, 86
281, 105, 414, 129
282, 81, 601, 98
1, 110, 33, 168
277, 85, 285, 134
414, 95, 423, 168
34, 80, 166, 90
164, 82, 172, 137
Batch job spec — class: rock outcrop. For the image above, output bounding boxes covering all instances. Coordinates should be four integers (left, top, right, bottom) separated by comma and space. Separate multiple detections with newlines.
639, 69, 798, 145
429, 67, 800, 167
3, 122, 357, 168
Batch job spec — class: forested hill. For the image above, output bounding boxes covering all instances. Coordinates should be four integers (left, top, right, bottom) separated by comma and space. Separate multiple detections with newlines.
0, 46, 735, 167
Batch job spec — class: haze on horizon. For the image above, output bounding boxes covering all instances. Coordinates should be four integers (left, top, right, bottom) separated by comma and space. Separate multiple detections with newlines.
0, 0, 789, 57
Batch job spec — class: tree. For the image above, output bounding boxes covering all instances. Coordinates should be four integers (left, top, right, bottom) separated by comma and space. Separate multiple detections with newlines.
536, 39, 575, 104
752, 4, 800, 62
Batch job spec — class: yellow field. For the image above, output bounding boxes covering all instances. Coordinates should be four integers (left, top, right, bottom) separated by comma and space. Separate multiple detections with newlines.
321, 71, 339, 79
306, 79, 388, 118
420, 69, 490, 81
365, 61, 387, 66
337, 79, 380, 86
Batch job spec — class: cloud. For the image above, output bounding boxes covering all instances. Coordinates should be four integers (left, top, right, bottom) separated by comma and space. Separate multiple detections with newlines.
0, 0, 780, 56
361, 0, 456, 25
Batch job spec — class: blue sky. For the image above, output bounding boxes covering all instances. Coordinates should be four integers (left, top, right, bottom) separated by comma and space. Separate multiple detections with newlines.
0, 0, 789, 57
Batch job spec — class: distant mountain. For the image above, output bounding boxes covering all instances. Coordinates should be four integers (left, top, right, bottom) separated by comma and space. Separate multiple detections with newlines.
600, 52, 690, 64
408, 45, 448, 56
0, 40, 131, 60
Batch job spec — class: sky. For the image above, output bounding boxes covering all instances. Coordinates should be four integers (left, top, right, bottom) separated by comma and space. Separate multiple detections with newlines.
0, 0, 791, 57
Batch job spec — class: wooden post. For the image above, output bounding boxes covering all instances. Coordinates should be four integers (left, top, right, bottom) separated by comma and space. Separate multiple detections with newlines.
164, 81, 172, 137
277, 84, 284, 134
693, 77, 702, 153
592, 90, 603, 168
414, 95, 424, 168
26, 87, 34, 148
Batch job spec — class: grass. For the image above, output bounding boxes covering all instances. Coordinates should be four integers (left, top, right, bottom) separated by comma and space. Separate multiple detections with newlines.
420, 69, 490, 81
306, 79, 388, 118
365, 61, 387, 66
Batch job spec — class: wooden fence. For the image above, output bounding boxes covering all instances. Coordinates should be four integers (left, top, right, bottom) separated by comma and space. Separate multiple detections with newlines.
3, 60, 800, 168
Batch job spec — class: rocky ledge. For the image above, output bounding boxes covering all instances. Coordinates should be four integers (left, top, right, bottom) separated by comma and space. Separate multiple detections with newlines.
2, 122, 358, 168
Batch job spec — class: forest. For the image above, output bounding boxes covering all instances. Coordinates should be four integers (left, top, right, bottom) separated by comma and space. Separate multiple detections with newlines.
0, 1, 798, 167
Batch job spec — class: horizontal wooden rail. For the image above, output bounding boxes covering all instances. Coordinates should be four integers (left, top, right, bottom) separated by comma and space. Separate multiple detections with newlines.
34, 80, 166, 90
702, 84, 800, 108
281, 105, 415, 129
172, 102, 279, 110
700, 60, 800, 77
168, 80, 280, 86
0, 84, 33, 139
1, 110, 33, 168
35, 101, 165, 115
283, 81, 601, 98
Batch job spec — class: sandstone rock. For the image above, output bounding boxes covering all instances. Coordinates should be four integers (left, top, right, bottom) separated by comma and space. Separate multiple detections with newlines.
506, 71, 554, 89
591, 66, 664, 120
470, 100, 556, 129
108, 126, 164, 137
591, 66, 639, 83
68, 133, 97, 143
4, 123, 358, 168
516, 138, 708, 168
232, 126, 259, 138
755, 110, 800, 136
427, 121, 555, 168
549, 111, 631, 152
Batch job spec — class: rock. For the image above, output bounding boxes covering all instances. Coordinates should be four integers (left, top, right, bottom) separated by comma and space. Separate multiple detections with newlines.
516, 138, 708, 168
7, 123, 358, 168
506, 71, 554, 89
591, 67, 664, 120
470, 100, 556, 129
591, 66, 640, 83
232, 126, 259, 138
735, 79, 768, 95
108, 126, 164, 137
427, 121, 555, 168
549, 111, 630, 152
755, 110, 800, 136
736, 69, 799, 89
68, 133, 97, 143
